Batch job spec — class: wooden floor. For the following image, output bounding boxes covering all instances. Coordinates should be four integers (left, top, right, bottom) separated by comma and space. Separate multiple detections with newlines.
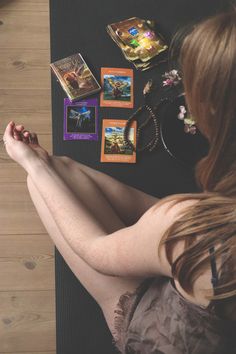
0, 1, 56, 353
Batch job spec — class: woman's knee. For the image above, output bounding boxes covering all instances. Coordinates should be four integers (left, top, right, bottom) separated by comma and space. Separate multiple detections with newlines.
51, 155, 75, 169
55, 155, 71, 163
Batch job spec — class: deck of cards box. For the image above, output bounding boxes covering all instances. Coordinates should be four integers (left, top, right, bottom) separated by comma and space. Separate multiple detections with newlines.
50, 53, 101, 102
107, 17, 168, 71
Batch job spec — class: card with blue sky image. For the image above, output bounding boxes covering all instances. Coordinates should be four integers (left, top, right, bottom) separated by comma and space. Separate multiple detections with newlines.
101, 119, 136, 163
64, 98, 98, 140
100, 68, 134, 108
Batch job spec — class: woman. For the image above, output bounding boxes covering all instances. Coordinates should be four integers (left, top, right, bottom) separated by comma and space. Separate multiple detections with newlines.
2, 7, 236, 354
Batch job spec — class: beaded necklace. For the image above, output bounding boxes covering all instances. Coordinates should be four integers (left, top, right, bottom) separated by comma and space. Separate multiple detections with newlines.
124, 80, 156, 152
124, 79, 171, 152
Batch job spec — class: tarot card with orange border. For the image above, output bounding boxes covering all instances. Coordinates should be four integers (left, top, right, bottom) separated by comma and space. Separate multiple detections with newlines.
101, 119, 136, 163
100, 68, 134, 108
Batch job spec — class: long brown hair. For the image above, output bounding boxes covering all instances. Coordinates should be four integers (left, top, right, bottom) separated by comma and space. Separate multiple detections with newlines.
159, 6, 236, 309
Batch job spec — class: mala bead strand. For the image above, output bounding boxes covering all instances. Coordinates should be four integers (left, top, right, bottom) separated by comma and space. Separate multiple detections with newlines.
123, 102, 161, 153
146, 105, 160, 151
124, 105, 146, 152
124, 80, 170, 153
137, 106, 160, 152
136, 109, 153, 150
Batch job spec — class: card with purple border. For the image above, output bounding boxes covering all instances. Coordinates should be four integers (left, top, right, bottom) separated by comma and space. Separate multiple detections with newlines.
64, 98, 99, 141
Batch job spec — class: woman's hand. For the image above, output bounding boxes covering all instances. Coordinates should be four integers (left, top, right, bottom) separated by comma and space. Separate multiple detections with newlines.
3, 121, 50, 170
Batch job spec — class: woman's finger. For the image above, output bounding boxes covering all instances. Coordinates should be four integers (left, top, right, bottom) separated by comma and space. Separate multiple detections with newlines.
22, 131, 30, 140
13, 125, 25, 139
3, 121, 15, 143
13, 127, 24, 141
22, 135, 30, 144
15, 125, 24, 132
30, 132, 39, 144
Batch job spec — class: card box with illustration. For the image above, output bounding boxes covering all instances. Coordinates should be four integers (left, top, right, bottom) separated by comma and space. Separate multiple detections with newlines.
107, 17, 168, 71
100, 68, 134, 108
64, 98, 99, 141
51, 53, 101, 102
100, 119, 136, 163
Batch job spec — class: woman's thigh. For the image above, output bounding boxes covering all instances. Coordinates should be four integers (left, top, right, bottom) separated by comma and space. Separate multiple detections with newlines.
53, 155, 159, 226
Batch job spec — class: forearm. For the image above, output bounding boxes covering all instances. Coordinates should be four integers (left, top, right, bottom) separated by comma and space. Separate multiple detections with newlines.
26, 157, 107, 261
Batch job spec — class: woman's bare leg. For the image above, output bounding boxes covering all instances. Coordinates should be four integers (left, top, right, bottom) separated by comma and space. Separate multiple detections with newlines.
53, 155, 159, 226
26, 156, 158, 339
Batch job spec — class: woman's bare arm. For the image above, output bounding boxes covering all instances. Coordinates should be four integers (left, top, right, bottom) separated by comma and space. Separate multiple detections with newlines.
25, 157, 197, 278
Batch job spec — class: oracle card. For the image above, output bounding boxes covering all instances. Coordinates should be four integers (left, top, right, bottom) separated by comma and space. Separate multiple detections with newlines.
100, 68, 134, 108
100, 119, 136, 163
64, 98, 98, 140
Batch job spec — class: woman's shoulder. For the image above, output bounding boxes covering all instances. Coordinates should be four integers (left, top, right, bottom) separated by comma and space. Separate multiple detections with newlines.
150, 192, 202, 213
147, 193, 214, 308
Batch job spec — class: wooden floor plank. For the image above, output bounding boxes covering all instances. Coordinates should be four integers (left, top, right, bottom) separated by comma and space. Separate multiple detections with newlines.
0, 234, 54, 256
0, 257, 55, 291
0, 49, 50, 90
9, 352, 55, 354
0, 290, 55, 353
0, 131, 52, 151
0, 233, 55, 291
0, 134, 52, 163
0, 0, 49, 12
5, 352, 56, 354
0, 1, 56, 351
0, 162, 28, 183
0, 182, 49, 235
0, 250, 55, 291
0, 89, 51, 112
8, 352, 55, 354
1, 112, 52, 134
0, 11, 49, 49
